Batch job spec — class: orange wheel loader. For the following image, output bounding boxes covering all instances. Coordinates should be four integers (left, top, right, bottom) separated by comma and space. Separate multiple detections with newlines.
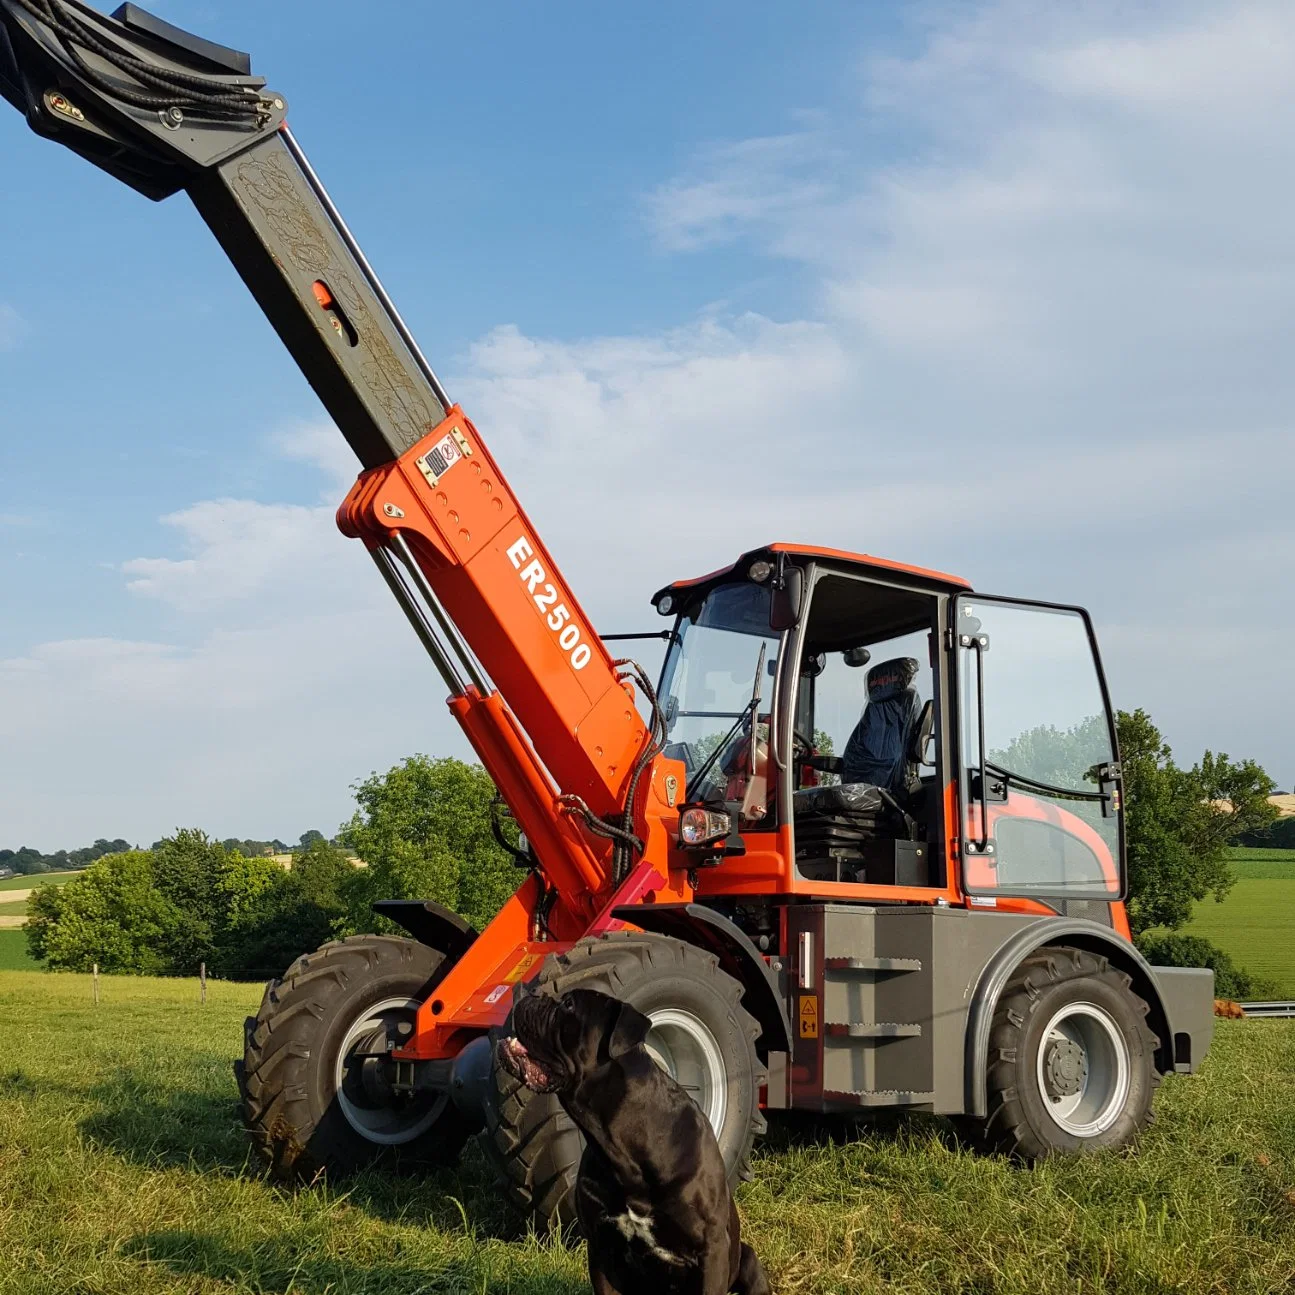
1, 0, 1215, 1227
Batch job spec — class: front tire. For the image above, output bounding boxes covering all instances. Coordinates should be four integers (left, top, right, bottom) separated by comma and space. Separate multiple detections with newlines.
237, 935, 469, 1180
980, 946, 1160, 1160
481, 932, 765, 1227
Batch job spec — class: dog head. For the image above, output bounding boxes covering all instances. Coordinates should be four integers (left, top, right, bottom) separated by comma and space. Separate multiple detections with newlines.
496, 987, 653, 1094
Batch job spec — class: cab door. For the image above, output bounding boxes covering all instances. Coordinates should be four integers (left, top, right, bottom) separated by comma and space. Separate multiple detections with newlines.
953, 596, 1125, 908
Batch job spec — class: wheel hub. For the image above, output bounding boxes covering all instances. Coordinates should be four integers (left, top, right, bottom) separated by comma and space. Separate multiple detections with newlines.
335, 997, 448, 1145
1034, 1000, 1132, 1138
1042, 1037, 1087, 1098
642, 1008, 728, 1138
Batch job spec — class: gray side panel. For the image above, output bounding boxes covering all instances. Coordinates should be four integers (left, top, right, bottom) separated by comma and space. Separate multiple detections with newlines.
1060, 899, 1114, 927
927, 907, 1039, 1112
1151, 965, 1215, 1072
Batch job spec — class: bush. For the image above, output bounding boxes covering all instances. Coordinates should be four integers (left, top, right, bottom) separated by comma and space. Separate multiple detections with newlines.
26, 851, 177, 974
1136, 931, 1279, 1001
25, 832, 349, 981
1237, 816, 1295, 850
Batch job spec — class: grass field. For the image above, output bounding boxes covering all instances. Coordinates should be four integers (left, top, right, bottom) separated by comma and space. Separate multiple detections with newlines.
0, 929, 37, 970
1, 972, 1294, 1294
1179, 847, 1295, 996
0, 868, 78, 892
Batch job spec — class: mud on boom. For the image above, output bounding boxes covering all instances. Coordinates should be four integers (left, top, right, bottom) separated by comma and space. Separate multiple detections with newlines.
3, 0, 1215, 1226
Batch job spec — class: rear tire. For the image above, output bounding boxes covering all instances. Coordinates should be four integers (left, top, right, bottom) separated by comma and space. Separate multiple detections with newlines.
979, 946, 1160, 1160
481, 932, 765, 1227
237, 935, 469, 1180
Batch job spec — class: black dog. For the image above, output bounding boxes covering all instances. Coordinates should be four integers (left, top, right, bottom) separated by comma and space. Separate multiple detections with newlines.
498, 987, 770, 1295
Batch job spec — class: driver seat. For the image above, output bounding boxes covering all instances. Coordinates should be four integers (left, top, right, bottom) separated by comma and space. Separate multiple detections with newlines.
840, 657, 922, 797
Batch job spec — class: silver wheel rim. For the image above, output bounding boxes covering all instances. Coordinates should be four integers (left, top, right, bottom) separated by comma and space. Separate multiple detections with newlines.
334, 996, 448, 1145
643, 1008, 728, 1138
1035, 1001, 1131, 1138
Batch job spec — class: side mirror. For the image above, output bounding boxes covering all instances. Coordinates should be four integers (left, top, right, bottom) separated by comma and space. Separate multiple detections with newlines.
769, 566, 804, 631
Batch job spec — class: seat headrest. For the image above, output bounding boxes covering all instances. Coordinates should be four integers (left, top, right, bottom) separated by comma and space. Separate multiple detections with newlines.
867, 657, 919, 702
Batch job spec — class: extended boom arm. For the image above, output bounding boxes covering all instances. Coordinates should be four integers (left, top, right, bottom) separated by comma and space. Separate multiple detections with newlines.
1, 1, 688, 1043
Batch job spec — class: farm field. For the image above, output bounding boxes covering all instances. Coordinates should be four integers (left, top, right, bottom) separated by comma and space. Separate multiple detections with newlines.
1, 971, 1294, 1294
0, 868, 78, 892
1182, 848, 1295, 996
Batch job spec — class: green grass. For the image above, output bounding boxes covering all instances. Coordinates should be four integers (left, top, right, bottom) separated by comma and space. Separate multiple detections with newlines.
0, 930, 37, 970
1184, 875, 1295, 996
2, 972, 1295, 1294
1226, 846, 1295, 881
0, 869, 79, 892
0, 898, 30, 917
1227, 846, 1295, 862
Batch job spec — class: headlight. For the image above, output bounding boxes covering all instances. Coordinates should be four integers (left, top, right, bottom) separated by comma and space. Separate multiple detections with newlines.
679, 806, 731, 847
656, 593, 675, 616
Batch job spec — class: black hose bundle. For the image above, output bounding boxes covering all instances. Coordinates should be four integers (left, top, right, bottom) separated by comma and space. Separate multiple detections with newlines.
560, 658, 668, 886
10, 0, 266, 120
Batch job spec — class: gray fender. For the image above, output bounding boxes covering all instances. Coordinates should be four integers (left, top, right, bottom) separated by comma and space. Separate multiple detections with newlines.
372, 899, 478, 964
612, 902, 793, 1055
965, 918, 1173, 1118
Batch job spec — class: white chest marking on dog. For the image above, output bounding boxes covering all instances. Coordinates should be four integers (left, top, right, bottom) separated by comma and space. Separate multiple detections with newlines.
612, 1207, 685, 1266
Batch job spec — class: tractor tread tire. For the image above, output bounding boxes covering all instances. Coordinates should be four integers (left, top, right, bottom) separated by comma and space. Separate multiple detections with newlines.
480, 932, 765, 1228
236, 935, 468, 1182
981, 945, 1161, 1162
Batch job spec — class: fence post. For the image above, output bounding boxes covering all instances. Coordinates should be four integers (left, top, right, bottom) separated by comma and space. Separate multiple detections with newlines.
200, 961, 207, 1005
92, 962, 99, 1005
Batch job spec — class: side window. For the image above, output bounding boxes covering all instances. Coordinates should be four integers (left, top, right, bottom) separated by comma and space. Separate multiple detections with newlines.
956, 599, 1121, 897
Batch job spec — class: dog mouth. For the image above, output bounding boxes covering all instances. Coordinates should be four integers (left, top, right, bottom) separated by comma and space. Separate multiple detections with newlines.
497, 1036, 559, 1093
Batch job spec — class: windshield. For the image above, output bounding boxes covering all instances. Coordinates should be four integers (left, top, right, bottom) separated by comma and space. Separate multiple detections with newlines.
657, 582, 781, 809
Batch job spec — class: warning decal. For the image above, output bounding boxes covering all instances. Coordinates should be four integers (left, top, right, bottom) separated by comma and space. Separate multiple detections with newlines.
798, 994, 819, 1040
504, 953, 542, 984
417, 430, 464, 486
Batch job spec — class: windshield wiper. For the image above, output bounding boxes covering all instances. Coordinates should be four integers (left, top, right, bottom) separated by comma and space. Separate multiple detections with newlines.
685, 641, 767, 803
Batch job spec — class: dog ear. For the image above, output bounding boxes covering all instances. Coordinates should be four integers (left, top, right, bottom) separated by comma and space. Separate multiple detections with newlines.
608, 999, 652, 1058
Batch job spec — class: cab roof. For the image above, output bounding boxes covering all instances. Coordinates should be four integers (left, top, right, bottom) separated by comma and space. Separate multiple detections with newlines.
653, 543, 970, 606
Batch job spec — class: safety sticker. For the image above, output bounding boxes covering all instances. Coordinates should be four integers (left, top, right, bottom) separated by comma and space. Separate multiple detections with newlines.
417, 428, 466, 487
484, 984, 509, 1005
504, 952, 542, 984
798, 994, 819, 1040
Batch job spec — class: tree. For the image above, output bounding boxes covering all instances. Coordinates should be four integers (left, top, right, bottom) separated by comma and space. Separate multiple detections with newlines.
148, 829, 286, 974
339, 756, 523, 934
26, 851, 178, 973
219, 839, 354, 977
150, 829, 233, 970
298, 829, 326, 849
9, 847, 49, 875
1118, 709, 1278, 934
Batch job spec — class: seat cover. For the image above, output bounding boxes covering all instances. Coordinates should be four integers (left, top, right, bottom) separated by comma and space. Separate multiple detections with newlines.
793, 782, 885, 816
840, 657, 921, 794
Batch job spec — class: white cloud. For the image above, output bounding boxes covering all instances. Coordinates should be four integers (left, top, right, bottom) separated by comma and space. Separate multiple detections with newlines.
5, 0, 1295, 847
271, 419, 364, 492
0, 304, 23, 351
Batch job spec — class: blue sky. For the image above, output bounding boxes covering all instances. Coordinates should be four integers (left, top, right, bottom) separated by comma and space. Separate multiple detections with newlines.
2, 0, 1292, 847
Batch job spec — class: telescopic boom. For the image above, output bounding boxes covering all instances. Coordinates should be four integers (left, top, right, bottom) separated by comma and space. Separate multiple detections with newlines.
0, 3, 686, 1030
